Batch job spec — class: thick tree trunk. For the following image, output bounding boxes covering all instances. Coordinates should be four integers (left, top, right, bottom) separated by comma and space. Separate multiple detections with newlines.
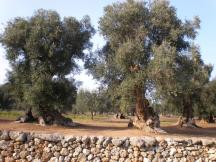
176, 97, 199, 128
135, 87, 148, 121
16, 108, 36, 123
183, 100, 193, 123
129, 65, 165, 133
39, 109, 75, 126
16, 108, 75, 127
208, 113, 215, 123
132, 87, 166, 133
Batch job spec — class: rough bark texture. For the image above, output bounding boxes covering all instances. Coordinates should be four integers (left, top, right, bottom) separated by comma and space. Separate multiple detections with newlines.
16, 109, 75, 127
208, 113, 215, 123
176, 116, 199, 128
176, 97, 200, 128
132, 87, 166, 133
16, 108, 35, 123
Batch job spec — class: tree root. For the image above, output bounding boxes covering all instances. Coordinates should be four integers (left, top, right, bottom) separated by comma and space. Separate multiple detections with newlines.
16, 108, 36, 123
16, 109, 75, 127
176, 117, 201, 128
129, 116, 167, 133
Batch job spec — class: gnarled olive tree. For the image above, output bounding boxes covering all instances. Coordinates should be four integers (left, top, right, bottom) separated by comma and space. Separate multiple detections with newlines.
0, 9, 94, 126
87, 0, 202, 132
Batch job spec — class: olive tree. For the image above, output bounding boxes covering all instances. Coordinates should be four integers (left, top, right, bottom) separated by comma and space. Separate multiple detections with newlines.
87, 0, 202, 132
0, 9, 94, 126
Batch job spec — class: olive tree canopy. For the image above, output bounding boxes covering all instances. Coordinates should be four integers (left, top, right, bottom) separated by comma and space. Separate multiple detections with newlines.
86, 0, 205, 131
0, 9, 95, 125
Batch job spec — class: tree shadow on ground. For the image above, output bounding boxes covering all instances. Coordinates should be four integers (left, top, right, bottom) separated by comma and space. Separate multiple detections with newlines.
71, 122, 130, 131
162, 125, 216, 137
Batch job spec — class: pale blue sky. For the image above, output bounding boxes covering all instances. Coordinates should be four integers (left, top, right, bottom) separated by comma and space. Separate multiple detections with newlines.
0, 0, 216, 90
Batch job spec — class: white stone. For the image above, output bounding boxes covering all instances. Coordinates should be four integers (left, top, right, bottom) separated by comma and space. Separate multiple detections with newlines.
130, 137, 145, 147
32, 159, 42, 162
26, 155, 33, 161
170, 147, 177, 156
60, 148, 69, 156
87, 154, 94, 160
49, 157, 58, 162
83, 148, 91, 155
208, 148, 216, 154
48, 143, 53, 148
0, 140, 9, 150
112, 138, 125, 146
43, 147, 51, 152
195, 158, 202, 162
143, 157, 151, 162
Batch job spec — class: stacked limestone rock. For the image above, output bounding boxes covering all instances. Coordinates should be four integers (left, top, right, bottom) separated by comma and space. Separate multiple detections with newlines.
0, 130, 215, 162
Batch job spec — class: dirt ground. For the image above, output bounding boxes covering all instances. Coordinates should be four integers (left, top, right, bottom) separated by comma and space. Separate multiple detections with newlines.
0, 117, 215, 140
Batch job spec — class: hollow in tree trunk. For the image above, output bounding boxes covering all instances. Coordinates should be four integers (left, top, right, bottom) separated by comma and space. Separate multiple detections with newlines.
176, 97, 199, 128
132, 87, 166, 133
16, 108, 35, 123
16, 107, 75, 127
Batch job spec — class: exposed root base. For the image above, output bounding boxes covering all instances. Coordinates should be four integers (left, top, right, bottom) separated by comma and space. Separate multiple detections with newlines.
199, 119, 215, 124
132, 119, 167, 133
176, 117, 201, 128
129, 114, 166, 133
16, 110, 75, 127
16, 109, 36, 123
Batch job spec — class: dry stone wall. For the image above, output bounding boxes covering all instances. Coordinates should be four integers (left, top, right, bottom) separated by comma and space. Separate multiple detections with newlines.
0, 130, 215, 162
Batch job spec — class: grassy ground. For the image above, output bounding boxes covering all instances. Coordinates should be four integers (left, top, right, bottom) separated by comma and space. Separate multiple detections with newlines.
66, 113, 109, 121
0, 110, 23, 120
0, 110, 178, 126
0, 111, 108, 121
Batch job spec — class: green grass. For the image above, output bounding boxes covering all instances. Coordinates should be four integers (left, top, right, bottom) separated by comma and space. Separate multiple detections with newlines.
160, 116, 178, 126
0, 110, 23, 120
0, 110, 110, 121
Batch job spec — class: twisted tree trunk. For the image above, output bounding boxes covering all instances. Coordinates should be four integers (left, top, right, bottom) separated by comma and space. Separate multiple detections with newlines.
16, 107, 75, 127
135, 87, 148, 121
132, 87, 166, 133
176, 96, 199, 128
128, 65, 165, 133
16, 108, 35, 123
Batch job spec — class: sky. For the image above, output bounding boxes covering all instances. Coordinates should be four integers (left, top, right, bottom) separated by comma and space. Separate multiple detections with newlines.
0, 0, 216, 90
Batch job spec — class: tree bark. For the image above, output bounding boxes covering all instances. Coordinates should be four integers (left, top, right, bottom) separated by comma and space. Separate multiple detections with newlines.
91, 111, 94, 120
183, 99, 194, 123
16, 108, 36, 123
135, 87, 148, 121
16, 108, 75, 127
129, 65, 165, 133
176, 96, 199, 128
208, 113, 215, 123
132, 87, 166, 133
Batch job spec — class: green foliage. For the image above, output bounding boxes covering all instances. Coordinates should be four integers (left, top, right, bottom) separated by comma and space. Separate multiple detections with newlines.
73, 89, 113, 115
87, 0, 201, 113
0, 83, 15, 109
0, 9, 94, 115
0, 110, 23, 120
152, 43, 212, 118
196, 79, 216, 120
